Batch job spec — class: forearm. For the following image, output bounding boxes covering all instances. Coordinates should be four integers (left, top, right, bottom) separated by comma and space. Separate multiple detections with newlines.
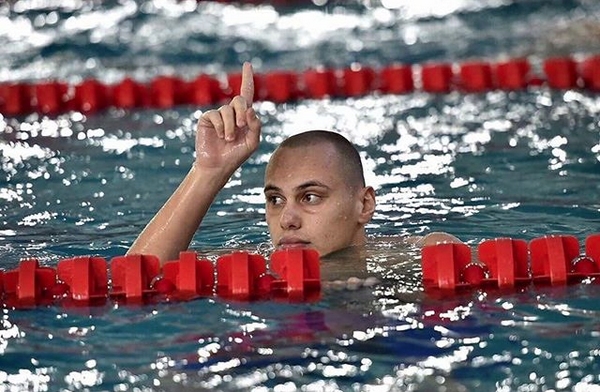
127, 164, 232, 264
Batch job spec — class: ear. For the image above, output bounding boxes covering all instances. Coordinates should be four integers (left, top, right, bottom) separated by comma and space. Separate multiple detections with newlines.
357, 186, 376, 224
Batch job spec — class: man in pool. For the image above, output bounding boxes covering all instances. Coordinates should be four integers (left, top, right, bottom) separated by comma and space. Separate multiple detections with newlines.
128, 62, 459, 266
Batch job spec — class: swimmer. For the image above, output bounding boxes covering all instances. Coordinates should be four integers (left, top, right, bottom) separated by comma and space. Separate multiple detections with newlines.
128, 62, 460, 271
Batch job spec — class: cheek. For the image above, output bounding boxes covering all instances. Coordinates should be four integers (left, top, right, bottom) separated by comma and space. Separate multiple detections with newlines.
333, 202, 354, 223
264, 210, 277, 232
304, 212, 326, 236
316, 210, 345, 234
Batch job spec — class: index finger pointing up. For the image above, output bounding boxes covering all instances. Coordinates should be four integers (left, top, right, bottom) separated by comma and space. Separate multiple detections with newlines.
240, 62, 254, 107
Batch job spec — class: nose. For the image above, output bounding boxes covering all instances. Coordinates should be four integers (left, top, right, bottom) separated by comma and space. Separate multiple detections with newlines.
279, 202, 301, 230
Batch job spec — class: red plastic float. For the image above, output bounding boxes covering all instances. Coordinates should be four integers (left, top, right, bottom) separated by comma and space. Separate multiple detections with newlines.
459, 61, 493, 92
161, 251, 214, 298
76, 79, 110, 113
422, 242, 472, 290
302, 68, 337, 99
35, 82, 69, 115
216, 251, 268, 299
494, 58, 531, 90
57, 256, 108, 304
530, 235, 579, 284
477, 238, 529, 288
151, 76, 190, 109
110, 254, 161, 301
0, 83, 32, 116
420, 62, 453, 93
270, 248, 320, 301
543, 57, 579, 89
379, 64, 414, 94
586, 234, 600, 264
3, 259, 57, 307
422, 234, 600, 291
341, 65, 375, 97
264, 71, 299, 103
580, 56, 600, 91
190, 74, 222, 106
113, 78, 148, 109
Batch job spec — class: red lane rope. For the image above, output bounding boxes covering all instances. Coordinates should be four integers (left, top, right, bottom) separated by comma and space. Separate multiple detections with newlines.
2, 233, 600, 308
1, 248, 321, 308
0, 54, 599, 117
422, 233, 600, 292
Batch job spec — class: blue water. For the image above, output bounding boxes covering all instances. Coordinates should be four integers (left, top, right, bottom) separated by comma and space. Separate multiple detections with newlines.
2, 0, 600, 390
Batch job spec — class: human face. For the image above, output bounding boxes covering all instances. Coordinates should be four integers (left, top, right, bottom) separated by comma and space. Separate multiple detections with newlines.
264, 143, 367, 257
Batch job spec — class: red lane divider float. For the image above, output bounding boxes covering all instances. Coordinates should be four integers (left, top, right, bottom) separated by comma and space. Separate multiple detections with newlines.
422, 233, 600, 291
0, 248, 320, 308
2, 54, 600, 117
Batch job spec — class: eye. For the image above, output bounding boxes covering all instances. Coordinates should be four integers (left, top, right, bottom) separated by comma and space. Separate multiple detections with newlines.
302, 193, 321, 204
266, 194, 284, 206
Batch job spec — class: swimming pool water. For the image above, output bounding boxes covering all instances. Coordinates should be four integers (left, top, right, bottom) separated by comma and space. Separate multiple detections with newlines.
2, 0, 600, 390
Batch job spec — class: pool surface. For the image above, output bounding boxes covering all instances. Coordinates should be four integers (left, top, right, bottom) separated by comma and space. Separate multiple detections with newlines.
2, 0, 600, 390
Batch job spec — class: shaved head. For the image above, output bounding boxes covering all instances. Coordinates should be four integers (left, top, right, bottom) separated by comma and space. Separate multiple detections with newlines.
263, 130, 376, 257
267, 130, 366, 190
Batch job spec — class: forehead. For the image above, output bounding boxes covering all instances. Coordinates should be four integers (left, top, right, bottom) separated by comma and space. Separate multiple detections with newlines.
265, 144, 343, 187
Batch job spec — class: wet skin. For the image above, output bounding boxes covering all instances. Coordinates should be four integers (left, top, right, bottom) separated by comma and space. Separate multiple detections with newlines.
264, 142, 375, 258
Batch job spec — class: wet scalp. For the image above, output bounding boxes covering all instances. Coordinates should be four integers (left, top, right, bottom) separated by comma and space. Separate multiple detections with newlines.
268, 130, 366, 189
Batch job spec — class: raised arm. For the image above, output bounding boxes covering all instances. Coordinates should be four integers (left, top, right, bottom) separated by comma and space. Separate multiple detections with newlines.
127, 62, 261, 264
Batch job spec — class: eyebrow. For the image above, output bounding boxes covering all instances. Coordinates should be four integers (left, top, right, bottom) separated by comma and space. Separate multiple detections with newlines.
263, 180, 331, 194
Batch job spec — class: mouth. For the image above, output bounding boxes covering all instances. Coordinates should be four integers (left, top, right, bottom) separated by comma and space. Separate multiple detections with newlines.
277, 238, 311, 249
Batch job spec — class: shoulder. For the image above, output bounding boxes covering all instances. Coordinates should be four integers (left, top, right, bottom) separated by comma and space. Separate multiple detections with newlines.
368, 232, 462, 248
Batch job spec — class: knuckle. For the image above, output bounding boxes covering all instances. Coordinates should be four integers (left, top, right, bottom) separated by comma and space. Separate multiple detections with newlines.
231, 96, 246, 108
201, 109, 216, 118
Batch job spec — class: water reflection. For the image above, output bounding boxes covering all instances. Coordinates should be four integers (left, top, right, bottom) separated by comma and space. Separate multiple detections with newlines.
2, 0, 600, 390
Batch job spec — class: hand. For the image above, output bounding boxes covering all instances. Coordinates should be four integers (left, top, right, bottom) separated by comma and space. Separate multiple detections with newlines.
195, 62, 262, 174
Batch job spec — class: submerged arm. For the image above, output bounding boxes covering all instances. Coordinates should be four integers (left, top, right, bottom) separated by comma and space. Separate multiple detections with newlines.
413, 231, 463, 247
